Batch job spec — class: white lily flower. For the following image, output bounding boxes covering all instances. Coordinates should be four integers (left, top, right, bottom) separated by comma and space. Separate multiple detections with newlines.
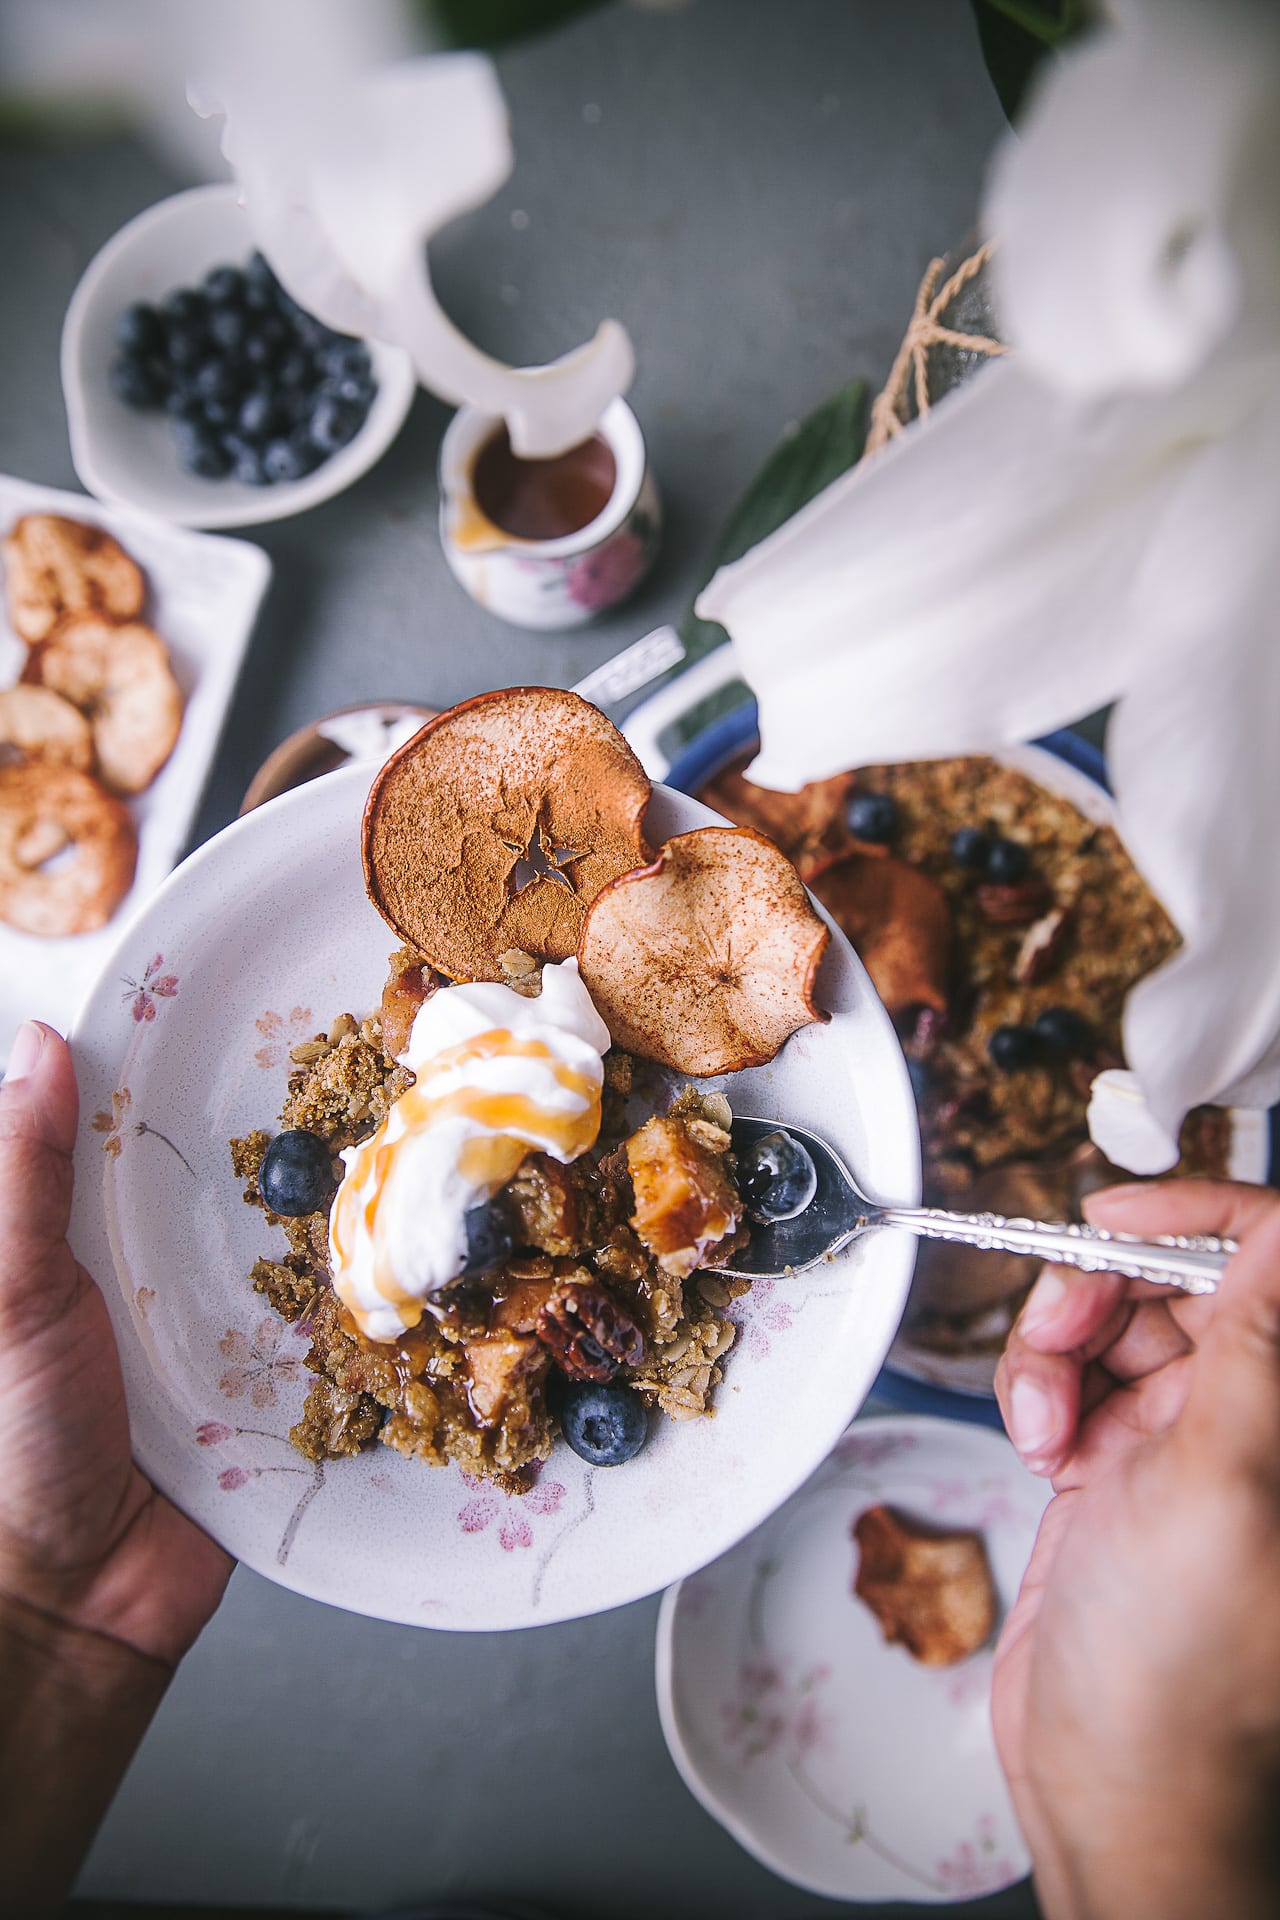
189, 3, 632, 456
696, 0, 1280, 1172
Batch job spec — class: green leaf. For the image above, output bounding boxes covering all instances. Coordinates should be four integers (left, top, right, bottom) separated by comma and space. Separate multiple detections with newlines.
678, 379, 866, 665
969, 0, 1090, 123
424, 0, 606, 51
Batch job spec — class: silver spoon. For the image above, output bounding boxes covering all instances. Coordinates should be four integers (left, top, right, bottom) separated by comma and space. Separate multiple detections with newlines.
717, 1118, 1236, 1295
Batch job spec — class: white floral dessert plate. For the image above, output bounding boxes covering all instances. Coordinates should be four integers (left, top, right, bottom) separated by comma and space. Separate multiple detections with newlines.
68, 765, 920, 1631
656, 1414, 1051, 1902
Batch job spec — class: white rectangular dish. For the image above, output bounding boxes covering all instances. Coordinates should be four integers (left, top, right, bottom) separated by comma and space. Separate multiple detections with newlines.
0, 474, 270, 1063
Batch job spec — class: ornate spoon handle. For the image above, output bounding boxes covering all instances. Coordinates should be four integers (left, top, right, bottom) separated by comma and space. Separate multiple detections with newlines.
865, 1207, 1237, 1295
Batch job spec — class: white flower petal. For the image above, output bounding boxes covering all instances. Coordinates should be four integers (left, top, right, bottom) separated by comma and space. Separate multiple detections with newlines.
988, 0, 1280, 399
1087, 1070, 1179, 1175
197, 46, 633, 457
698, 358, 1186, 790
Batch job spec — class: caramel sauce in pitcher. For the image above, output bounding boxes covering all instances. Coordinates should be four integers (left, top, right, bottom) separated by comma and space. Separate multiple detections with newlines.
470, 424, 616, 543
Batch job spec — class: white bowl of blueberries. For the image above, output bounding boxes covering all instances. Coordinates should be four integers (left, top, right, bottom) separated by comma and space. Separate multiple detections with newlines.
61, 184, 417, 529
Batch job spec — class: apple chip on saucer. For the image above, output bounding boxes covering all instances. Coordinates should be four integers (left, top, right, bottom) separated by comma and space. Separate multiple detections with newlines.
0, 761, 137, 936
363, 688, 653, 982
578, 825, 829, 1075
853, 1502, 996, 1667
0, 685, 95, 772
24, 615, 184, 795
2, 512, 146, 644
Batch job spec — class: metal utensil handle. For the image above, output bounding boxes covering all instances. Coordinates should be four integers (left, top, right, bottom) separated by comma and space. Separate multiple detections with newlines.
870, 1207, 1237, 1295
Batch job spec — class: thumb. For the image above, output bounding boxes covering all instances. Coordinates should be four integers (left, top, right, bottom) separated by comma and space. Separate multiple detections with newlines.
1183, 1193, 1280, 1475
0, 1022, 81, 1327
1085, 1179, 1280, 1473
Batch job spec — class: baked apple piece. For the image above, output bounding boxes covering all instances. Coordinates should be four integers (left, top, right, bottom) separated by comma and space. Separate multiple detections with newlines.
853, 1502, 997, 1666
627, 1112, 743, 1279
807, 848, 951, 1021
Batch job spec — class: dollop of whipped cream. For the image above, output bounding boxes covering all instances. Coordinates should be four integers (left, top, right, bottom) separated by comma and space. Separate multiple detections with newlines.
329, 958, 611, 1342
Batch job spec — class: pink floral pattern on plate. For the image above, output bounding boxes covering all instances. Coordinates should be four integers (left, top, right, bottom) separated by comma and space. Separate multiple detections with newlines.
218, 1316, 307, 1409
121, 951, 179, 1023
727, 1277, 795, 1361
937, 1815, 1017, 1897
721, 1655, 834, 1765
456, 1470, 566, 1552
253, 1005, 316, 1070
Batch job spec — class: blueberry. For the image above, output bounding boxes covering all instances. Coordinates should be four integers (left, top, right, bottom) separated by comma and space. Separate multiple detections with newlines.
988, 1024, 1041, 1071
907, 1058, 930, 1102
231, 446, 270, 486
161, 287, 208, 330
207, 304, 248, 354
847, 790, 896, 843
559, 1378, 648, 1466
320, 337, 372, 379
308, 392, 364, 455
261, 432, 323, 484
323, 370, 376, 410
986, 837, 1030, 883
165, 324, 205, 370
204, 263, 247, 306
243, 316, 288, 367
276, 349, 314, 390
1032, 1006, 1094, 1055
295, 312, 335, 351
193, 357, 243, 404
950, 825, 992, 869
200, 395, 238, 429
459, 1197, 514, 1278
245, 250, 281, 298
172, 419, 231, 479
737, 1128, 818, 1223
237, 388, 282, 444
260, 1129, 334, 1216
114, 301, 165, 355
108, 353, 166, 410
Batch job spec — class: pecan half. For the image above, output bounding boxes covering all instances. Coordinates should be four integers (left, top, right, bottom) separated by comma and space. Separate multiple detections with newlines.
1013, 905, 1071, 984
536, 1277, 645, 1381
975, 880, 1053, 926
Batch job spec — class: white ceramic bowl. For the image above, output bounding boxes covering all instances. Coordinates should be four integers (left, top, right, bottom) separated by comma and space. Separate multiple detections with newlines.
61, 184, 417, 530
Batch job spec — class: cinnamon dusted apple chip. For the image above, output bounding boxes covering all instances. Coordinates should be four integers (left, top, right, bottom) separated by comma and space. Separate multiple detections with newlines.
362, 688, 652, 982
852, 1503, 996, 1667
578, 826, 829, 1075
808, 849, 951, 1020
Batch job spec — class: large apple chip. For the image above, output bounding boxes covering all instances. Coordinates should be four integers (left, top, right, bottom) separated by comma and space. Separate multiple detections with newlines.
578, 826, 829, 1075
852, 1503, 996, 1667
362, 687, 652, 982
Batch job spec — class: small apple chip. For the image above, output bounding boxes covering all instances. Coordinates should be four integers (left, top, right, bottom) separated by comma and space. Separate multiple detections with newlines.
852, 1502, 996, 1666
578, 825, 829, 1075
2, 513, 145, 644
362, 688, 653, 982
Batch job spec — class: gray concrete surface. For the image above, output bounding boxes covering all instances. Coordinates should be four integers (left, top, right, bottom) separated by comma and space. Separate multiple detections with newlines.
2, 1, 1043, 1912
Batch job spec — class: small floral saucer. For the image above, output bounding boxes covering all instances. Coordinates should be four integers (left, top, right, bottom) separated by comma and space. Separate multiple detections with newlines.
656, 1413, 1052, 1902
68, 767, 920, 1630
